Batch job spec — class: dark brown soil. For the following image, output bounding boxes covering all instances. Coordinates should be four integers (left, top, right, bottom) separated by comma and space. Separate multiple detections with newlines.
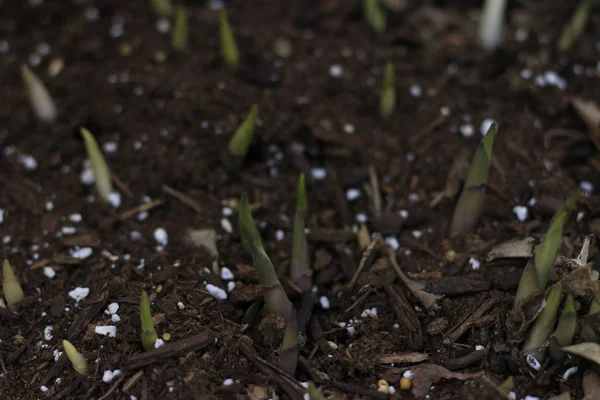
1, 0, 600, 399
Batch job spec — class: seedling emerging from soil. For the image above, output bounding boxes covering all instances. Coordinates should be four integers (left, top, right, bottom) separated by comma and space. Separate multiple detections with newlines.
219, 9, 239, 66
238, 193, 298, 374
513, 195, 577, 306
63, 340, 87, 375
140, 290, 158, 351
151, 0, 172, 17
479, 0, 508, 51
363, 0, 386, 33
227, 105, 259, 169
291, 173, 311, 291
307, 382, 325, 400
379, 62, 396, 119
172, 4, 188, 52
558, 0, 594, 52
2, 259, 24, 310
554, 294, 576, 347
449, 123, 495, 236
80, 128, 114, 203
21, 65, 57, 122
522, 284, 562, 360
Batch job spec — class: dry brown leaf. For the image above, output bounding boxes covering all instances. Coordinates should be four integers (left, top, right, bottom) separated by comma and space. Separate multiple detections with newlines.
486, 237, 535, 261
583, 370, 600, 400
559, 266, 598, 299
430, 148, 471, 207
564, 342, 600, 366
377, 352, 428, 364
411, 363, 480, 397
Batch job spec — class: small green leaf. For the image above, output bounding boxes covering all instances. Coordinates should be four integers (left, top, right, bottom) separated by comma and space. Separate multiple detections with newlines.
238, 192, 263, 254
219, 9, 239, 66
522, 284, 562, 359
558, 0, 594, 52
291, 174, 311, 290
554, 295, 576, 347
2, 259, 24, 310
307, 382, 325, 400
80, 127, 114, 202
172, 4, 188, 52
21, 65, 57, 122
363, 0, 386, 33
140, 290, 158, 352
63, 340, 87, 375
227, 105, 259, 169
151, 0, 172, 17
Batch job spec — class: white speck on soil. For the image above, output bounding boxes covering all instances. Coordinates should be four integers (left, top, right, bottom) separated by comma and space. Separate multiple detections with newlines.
385, 236, 399, 250
329, 64, 343, 77
526, 354, 541, 371
153, 228, 168, 246
95, 325, 117, 337
356, 213, 367, 223
206, 284, 227, 300
102, 369, 121, 383
44, 326, 53, 340
512, 206, 528, 221
154, 338, 165, 348
68, 287, 90, 302
70, 247, 93, 259
469, 258, 481, 271
319, 296, 330, 309
227, 281, 235, 292
311, 168, 327, 180
562, 366, 578, 380
275, 230, 284, 241
107, 192, 121, 208
220, 267, 234, 280
44, 266, 56, 278
460, 124, 474, 137
105, 303, 119, 315
403, 370, 414, 379
223, 378, 233, 386
409, 84, 422, 97
346, 188, 361, 201
220, 218, 233, 233
18, 154, 38, 170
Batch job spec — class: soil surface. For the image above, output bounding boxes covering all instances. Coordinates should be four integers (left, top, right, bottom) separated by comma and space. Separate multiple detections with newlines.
1, 0, 600, 399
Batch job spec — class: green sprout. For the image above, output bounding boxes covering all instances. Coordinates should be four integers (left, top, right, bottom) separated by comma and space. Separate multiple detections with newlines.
554, 294, 576, 347
581, 291, 600, 342
307, 382, 325, 400
140, 290, 158, 352
80, 128, 115, 203
449, 123, 495, 236
362, 0, 386, 33
496, 376, 514, 398
513, 195, 577, 306
171, 4, 188, 52
291, 173, 311, 292
238, 193, 298, 374
2, 259, 24, 310
379, 62, 396, 119
219, 9, 239, 66
522, 284, 562, 360
227, 104, 259, 169
479, 0, 508, 51
21, 65, 57, 122
63, 340, 87, 375
558, 0, 594, 52
151, 0, 172, 17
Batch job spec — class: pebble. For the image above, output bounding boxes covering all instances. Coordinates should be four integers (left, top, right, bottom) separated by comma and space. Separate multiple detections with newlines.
154, 228, 168, 246
206, 284, 227, 300
68, 287, 90, 302
95, 325, 117, 337
319, 296, 330, 309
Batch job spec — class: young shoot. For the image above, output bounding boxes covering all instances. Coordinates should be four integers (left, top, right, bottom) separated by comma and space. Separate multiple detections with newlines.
581, 291, 600, 342
291, 173, 311, 292
227, 104, 259, 169
238, 193, 298, 374
21, 65, 57, 122
2, 259, 24, 310
151, 0, 172, 17
363, 0, 386, 33
307, 382, 325, 400
140, 290, 158, 351
80, 128, 115, 203
479, 0, 508, 51
379, 62, 396, 119
449, 123, 496, 236
554, 294, 576, 347
172, 4, 188, 52
522, 284, 562, 360
513, 195, 577, 307
63, 340, 87, 375
558, 0, 594, 52
496, 376, 514, 398
219, 9, 239, 66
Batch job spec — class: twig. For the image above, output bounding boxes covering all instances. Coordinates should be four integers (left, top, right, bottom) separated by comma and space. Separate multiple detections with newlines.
368, 165, 382, 217
444, 291, 505, 344
347, 236, 380, 291
118, 199, 164, 220
97, 375, 125, 400
112, 173, 134, 199
127, 331, 215, 369
162, 184, 202, 214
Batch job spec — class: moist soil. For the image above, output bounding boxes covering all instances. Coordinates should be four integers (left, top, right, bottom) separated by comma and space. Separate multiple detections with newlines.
1, 0, 600, 399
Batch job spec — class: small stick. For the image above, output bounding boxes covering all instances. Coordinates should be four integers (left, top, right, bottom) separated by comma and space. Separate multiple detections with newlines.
162, 184, 202, 214
347, 236, 380, 291
111, 173, 134, 199
119, 199, 164, 220
97, 375, 125, 400
368, 165, 382, 217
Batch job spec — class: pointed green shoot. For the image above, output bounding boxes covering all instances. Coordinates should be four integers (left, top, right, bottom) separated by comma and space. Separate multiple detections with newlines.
496, 376, 514, 398
140, 290, 158, 352
291, 174, 311, 291
554, 294, 576, 347
558, 0, 594, 52
171, 4, 188, 52
522, 284, 562, 360
63, 340, 87, 375
238, 193, 298, 374
362, 0, 386, 33
514, 195, 577, 306
2, 259, 24, 310
219, 9, 239, 66
479, 0, 508, 51
80, 128, 114, 202
238, 192, 264, 254
449, 123, 496, 236
227, 105, 259, 169
21, 65, 57, 122
379, 62, 396, 119
151, 0, 172, 17
308, 382, 325, 400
